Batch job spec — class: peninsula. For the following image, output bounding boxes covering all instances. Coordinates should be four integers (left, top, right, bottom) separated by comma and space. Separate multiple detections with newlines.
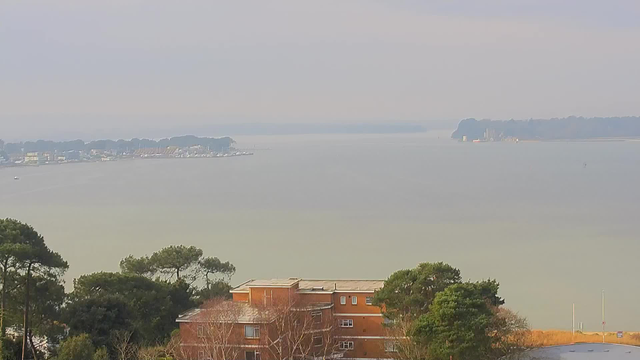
0, 135, 252, 167
452, 116, 640, 142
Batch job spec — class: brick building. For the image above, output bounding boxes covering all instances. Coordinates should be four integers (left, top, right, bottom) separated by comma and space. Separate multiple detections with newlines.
178, 278, 397, 360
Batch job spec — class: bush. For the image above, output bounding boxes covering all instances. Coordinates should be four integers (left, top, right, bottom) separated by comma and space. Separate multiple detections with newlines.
93, 346, 109, 360
0, 337, 22, 360
58, 334, 95, 360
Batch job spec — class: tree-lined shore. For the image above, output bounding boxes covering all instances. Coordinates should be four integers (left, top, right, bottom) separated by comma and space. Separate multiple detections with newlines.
451, 116, 640, 141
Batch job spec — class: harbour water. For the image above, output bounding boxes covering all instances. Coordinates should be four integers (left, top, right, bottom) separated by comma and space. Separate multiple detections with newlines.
1, 132, 639, 330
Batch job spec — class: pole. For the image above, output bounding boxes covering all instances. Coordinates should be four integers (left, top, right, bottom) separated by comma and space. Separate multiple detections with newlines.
572, 303, 575, 337
602, 290, 605, 343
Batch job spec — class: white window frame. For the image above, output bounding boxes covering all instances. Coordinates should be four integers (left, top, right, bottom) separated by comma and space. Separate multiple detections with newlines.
245, 325, 260, 339
197, 324, 204, 337
311, 311, 322, 324
339, 341, 354, 350
339, 319, 354, 328
365, 296, 373, 305
245, 351, 261, 360
351, 296, 357, 305
340, 296, 346, 305
313, 334, 323, 347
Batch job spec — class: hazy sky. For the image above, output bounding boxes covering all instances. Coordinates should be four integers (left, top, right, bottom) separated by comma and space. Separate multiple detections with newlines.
2, 1, 640, 140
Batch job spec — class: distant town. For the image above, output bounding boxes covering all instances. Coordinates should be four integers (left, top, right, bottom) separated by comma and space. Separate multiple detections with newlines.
0, 135, 253, 168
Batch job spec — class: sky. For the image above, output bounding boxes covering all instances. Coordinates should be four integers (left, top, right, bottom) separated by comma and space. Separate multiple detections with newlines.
1, 0, 640, 141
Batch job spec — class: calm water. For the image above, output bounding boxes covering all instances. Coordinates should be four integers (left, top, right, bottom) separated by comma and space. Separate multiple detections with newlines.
1, 132, 639, 330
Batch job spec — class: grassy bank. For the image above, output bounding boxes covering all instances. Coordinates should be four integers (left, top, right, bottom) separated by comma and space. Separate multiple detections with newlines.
527, 330, 640, 347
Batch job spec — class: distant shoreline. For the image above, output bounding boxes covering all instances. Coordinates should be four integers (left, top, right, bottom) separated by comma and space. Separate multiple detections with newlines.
452, 117, 640, 142
460, 137, 640, 143
0, 151, 254, 170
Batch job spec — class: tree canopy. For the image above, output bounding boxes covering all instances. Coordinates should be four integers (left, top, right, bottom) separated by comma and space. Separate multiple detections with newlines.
149, 245, 203, 281
375, 262, 527, 360
374, 262, 461, 319
0, 219, 68, 360
57, 334, 95, 360
68, 272, 191, 345
120, 245, 235, 287
412, 282, 496, 360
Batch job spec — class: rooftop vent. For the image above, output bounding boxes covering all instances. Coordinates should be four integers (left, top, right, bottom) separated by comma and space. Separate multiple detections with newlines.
312, 286, 324, 291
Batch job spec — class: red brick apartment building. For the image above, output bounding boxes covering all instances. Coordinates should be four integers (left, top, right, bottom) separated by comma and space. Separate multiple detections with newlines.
178, 278, 398, 360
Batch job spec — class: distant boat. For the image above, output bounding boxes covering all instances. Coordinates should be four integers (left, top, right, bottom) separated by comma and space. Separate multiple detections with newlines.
14, 176, 19, 180
583, 163, 587, 168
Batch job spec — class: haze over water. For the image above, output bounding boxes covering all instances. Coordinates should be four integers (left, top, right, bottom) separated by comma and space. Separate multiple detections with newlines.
1, 132, 639, 331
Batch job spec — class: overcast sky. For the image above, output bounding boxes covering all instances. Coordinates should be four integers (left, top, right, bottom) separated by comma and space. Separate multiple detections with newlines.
1, 1, 640, 140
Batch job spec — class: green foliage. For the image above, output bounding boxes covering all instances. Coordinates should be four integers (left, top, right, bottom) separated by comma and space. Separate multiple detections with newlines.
374, 262, 461, 319
3, 219, 68, 272
121, 246, 235, 289
376, 262, 524, 360
1, 221, 234, 358
11, 274, 67, 341
0, 218, 67, 351
93, 346, 109, 360
412, 282, 495, 360
0, 336, 22, 360
149, 245, 203, 281
197, 280, 232, 302
64, 295, 133, 349
67, 272, 195, 345
199, 257, 235, 285
119, 255, 155, 277
58, 334, 95, 360
475, 279, 504, 307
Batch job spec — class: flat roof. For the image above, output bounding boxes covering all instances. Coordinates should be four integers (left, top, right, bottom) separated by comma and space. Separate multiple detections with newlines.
177, 302, 274, 323
298, 280, 384, 292
232, 279, 384, 293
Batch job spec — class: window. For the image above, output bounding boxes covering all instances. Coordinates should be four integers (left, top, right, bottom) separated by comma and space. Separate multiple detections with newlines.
311, 311, 322, 324
339, 341, 354, 350
351, 296, 357, 305
198, 351, 205, 360
339, 319, 353, 328
197, 324, 204, 337
340, 296, 346, 305
246, 351, 261, 360
313, 335, 323, 347
365, 296, 373, 305
385, 341, 399, 353
245, 325, 260, 338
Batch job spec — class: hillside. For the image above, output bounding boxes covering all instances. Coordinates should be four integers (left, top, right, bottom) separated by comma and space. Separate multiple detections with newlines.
451, 116, 640, 141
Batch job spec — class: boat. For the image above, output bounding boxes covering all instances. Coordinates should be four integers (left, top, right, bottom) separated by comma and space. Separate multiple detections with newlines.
14, 176, 19, 180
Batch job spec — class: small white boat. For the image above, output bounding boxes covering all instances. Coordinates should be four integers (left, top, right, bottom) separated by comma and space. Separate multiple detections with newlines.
14, 176, 19, 180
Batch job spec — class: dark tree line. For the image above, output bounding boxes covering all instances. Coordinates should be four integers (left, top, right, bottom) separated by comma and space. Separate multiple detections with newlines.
0, 219, 236, 360
2, 136, 235, 155
451, 116, 640, 140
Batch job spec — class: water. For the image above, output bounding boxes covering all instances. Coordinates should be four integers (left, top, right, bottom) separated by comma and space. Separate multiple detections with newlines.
1, 132, 639, 330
